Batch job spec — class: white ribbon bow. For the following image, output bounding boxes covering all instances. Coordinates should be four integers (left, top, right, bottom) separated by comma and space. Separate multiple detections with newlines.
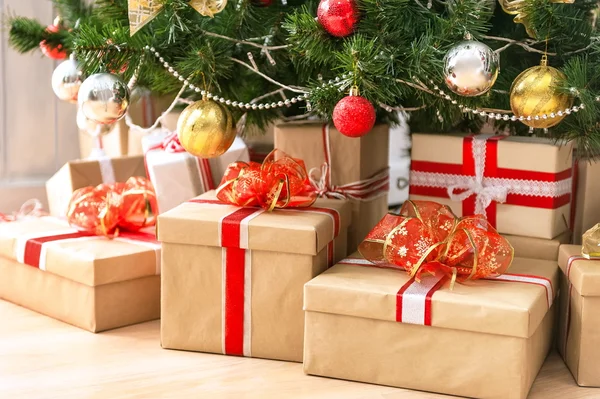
446, 137, 508, 216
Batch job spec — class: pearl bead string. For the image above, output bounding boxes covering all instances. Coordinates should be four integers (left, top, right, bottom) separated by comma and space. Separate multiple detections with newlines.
146, 46, 598, 120
145, 45, 313, 109
419, 77, 586, 122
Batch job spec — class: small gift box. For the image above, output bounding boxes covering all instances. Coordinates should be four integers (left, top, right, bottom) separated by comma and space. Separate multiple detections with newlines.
0, 180, 161, 332
504, 231, 571, 262
274, 122, 390, 252
304, 201, 558, 399
143, 131, 250, 214
558, 237, 600, 386
46, 156, 146, 217
158, 153, 351, 362
410, 133, 573, 239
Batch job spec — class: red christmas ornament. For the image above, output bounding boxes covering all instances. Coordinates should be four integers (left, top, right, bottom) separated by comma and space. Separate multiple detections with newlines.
333, 87, 376, 138
251, 0, 273, 6
317, 0, 359, 38
40, 23, 67, 60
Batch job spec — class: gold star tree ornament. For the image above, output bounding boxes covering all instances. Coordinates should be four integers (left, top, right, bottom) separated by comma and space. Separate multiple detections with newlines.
128, 0, 228, 36
128, 0, 164, 36
499, 0, 575, 38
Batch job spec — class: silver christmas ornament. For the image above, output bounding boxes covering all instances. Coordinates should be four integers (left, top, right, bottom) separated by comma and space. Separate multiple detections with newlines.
51, 57, 84, 103
443, 40, 499, 97
76, 107, 114, 136
78, 73, 130, 124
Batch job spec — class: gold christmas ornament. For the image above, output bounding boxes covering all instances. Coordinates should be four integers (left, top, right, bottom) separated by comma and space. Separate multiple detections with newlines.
128, 0, 164, 36
509, 57, 573, 129
582, 223, 600, 258
128, 0, 226, 35
177, 98, 236, 158
189, 0, 227, 17
499, 0, 574, 38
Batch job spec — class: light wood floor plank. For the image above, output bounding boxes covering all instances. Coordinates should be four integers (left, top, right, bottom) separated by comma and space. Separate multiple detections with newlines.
0, 300, 596, 398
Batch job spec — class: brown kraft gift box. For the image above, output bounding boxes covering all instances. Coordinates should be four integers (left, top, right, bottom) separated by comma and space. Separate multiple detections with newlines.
304, 254, 558, 399
558, 245, 600, 386
46, 156, 146, 217
572, 160, 600, 245
503, 230, 571, 261
274, 122, 389, 253
158, 191, 351, 362
0, 218, 161, 333
410, 133, 573, 239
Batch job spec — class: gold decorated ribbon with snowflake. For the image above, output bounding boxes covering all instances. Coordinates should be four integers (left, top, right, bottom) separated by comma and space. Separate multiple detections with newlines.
128, 0, 227, 36
358, 200, 514, 287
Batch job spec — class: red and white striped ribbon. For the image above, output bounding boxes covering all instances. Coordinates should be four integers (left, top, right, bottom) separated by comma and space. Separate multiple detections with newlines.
309, 124, 390, 201
13, 228, 161, 275
338, 258, 554, 326
189, 198, 341, 357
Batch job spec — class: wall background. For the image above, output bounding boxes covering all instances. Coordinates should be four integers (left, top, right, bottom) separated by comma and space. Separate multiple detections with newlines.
0, 1, 79, 212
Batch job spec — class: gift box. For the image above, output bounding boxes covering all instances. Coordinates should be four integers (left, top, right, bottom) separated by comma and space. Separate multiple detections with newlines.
304, 254, 558, 399
0, 217, 161, 332
158, 191, 351, 362
79, 119, 129, 159
571, 160, 600, 245
243, 122, 276, 163
127, 94, 177, 156
274, 122, 389, 252
388, 158, 410, 207
46, 156, 147, 217
79, 94, 174, 158
558, 244, 600, 386
143, 131, 250, 214
504, 230, 571, 261
409, 133, 573, 239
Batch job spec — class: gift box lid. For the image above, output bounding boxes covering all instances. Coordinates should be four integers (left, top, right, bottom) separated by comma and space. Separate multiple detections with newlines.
158, 191, 352, 256
0, 217, 160, 287
412, 132, 572, 173
48, 156, 147, 188
558, 245, 600, 297
305, 254, 558, 339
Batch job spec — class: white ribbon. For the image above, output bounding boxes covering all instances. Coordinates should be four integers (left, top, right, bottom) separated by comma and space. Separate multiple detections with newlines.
446, 137, 508, 215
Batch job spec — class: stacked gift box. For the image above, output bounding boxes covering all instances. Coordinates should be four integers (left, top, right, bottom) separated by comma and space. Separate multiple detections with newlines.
4, 117, 600, 398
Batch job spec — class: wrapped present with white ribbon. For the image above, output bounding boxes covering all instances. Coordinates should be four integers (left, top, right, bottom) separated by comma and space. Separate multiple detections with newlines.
410, 133, 574, 239
142, 130, 250, 214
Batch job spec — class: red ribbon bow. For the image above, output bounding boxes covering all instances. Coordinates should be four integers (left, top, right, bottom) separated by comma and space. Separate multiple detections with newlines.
358, 200, 514, 286
67, 176, 158, 237
216, 150, 317, 211
0, 199, 46, 222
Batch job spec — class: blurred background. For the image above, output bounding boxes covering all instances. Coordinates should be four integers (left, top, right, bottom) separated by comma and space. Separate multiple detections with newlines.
0, 2, 79, 212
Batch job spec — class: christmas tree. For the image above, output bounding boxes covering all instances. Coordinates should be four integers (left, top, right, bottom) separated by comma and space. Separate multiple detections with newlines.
7, 0, 600, 157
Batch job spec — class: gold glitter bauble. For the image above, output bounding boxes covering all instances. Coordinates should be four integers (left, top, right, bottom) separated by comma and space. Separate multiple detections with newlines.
177, 99, 236, 158
510, 64, 573, 129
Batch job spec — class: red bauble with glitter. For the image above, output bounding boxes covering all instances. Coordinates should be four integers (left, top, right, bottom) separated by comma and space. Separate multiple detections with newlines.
317, 0, 359, 38
40, 24, 68, 60
333, 92, 376, 138
251, 0, 273, 6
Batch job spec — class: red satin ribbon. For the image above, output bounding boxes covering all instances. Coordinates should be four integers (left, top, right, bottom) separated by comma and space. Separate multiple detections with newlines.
409, 135, 572, 227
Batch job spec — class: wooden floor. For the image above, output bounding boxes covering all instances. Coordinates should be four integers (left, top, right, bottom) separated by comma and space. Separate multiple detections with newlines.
0, 300, 597, 399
